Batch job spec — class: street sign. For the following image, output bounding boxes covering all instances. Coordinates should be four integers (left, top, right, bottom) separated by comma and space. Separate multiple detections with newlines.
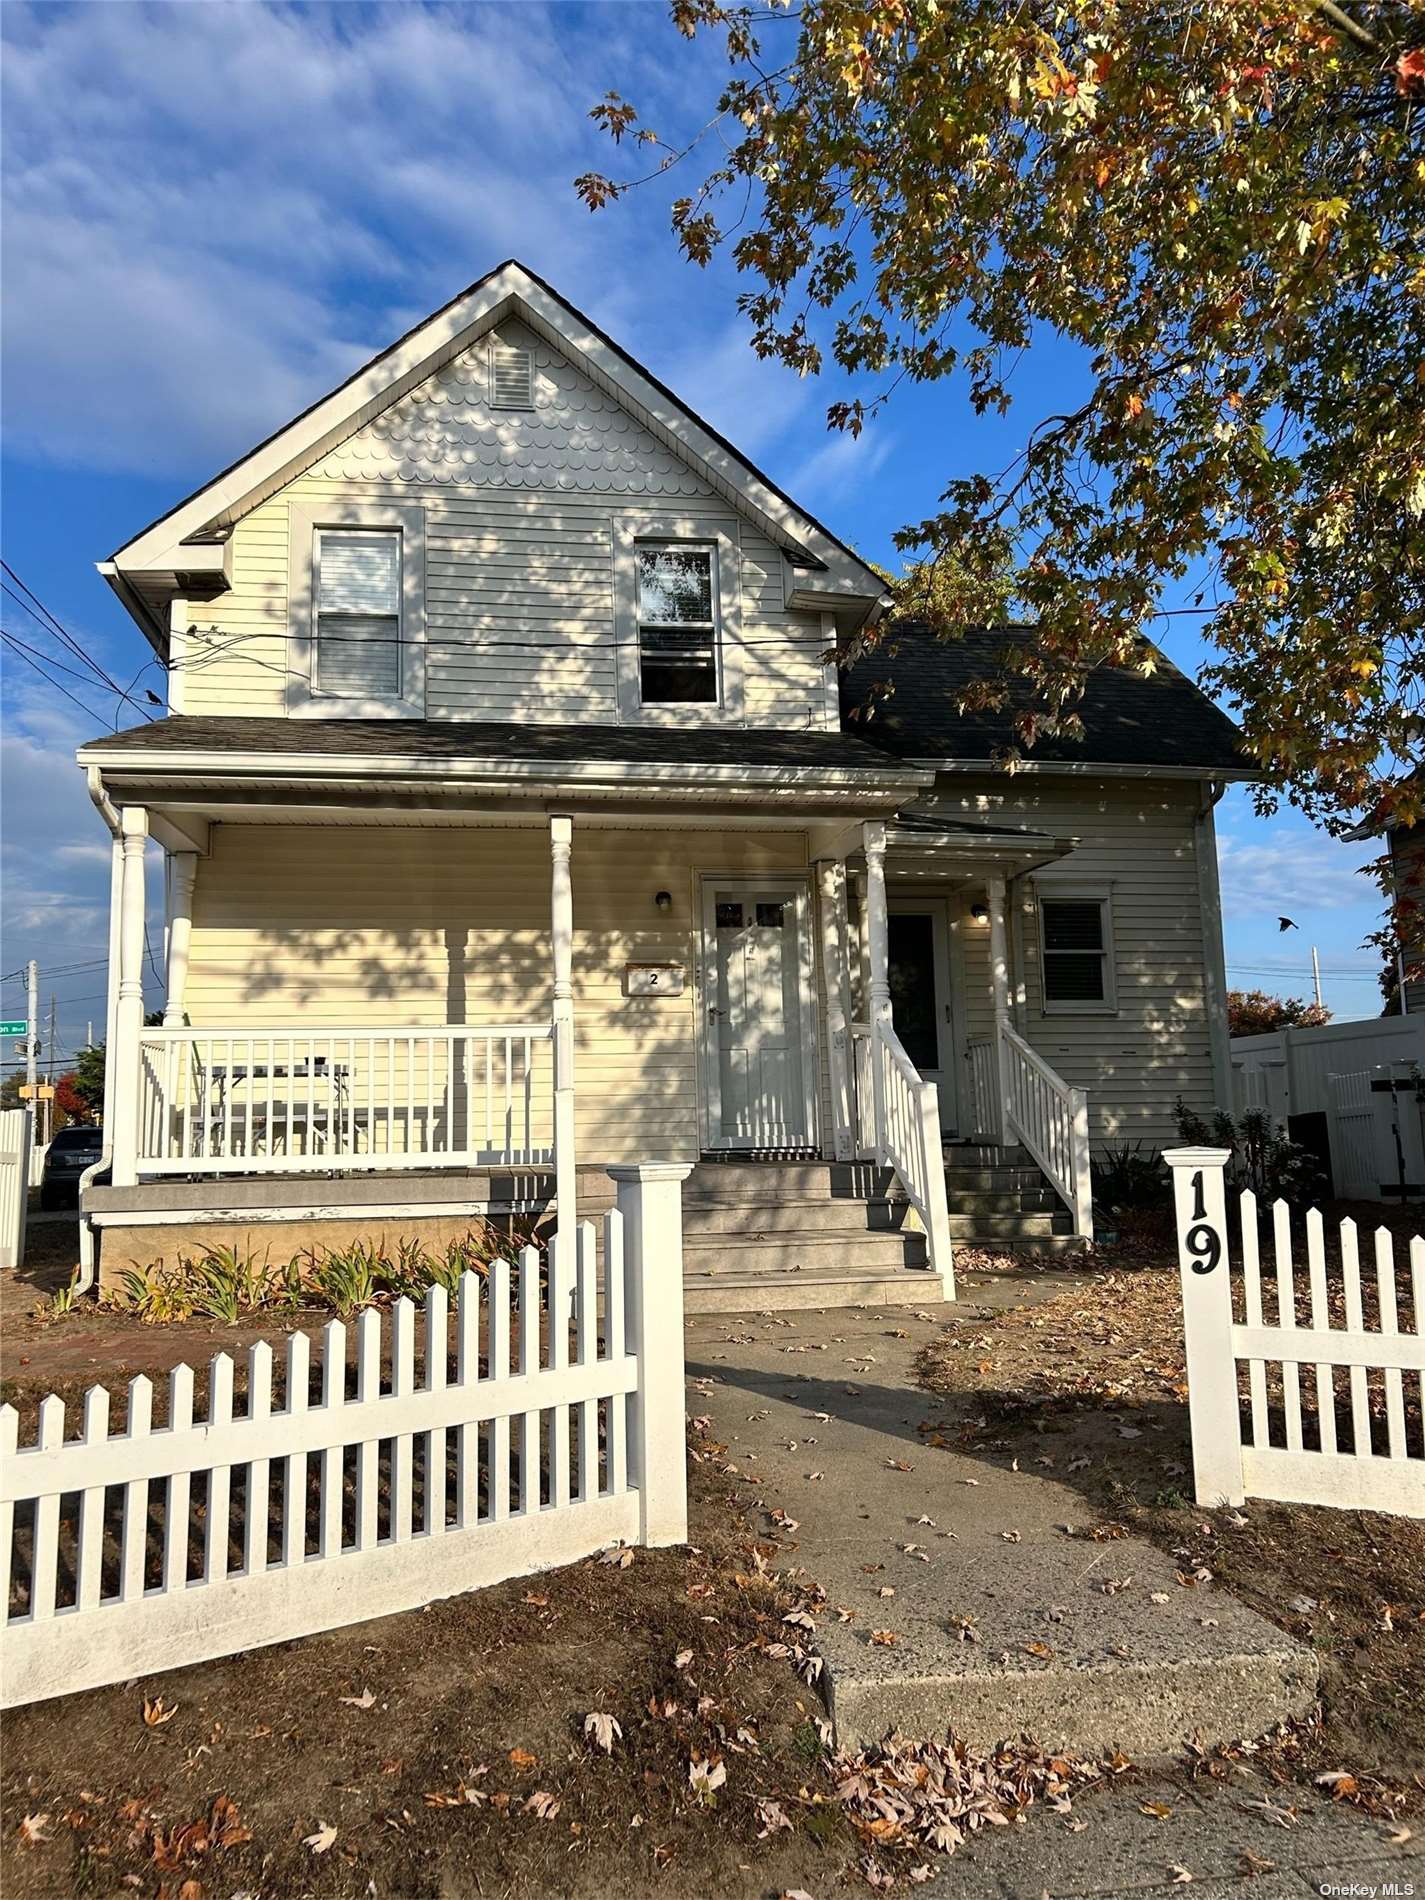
0, 1021, 25, 1037
18, 1085, 35, 1100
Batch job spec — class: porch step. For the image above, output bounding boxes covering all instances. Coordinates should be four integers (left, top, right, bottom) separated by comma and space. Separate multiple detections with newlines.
684, 1265, 939, 1315
683, 1227, 929, 1274
942, 1141, 1032, 1167
940, 1165, 1048, 1192
684, 1160, 895, 1204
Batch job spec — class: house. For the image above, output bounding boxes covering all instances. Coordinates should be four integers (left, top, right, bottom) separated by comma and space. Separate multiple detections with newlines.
76, 260, 1251, 1309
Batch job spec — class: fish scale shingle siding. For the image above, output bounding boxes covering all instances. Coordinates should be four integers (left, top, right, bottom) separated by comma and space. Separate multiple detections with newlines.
174, 320, 833, 730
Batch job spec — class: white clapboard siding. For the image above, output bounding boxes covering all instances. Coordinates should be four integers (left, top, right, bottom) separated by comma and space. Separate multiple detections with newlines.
1, 1171, 689, 1708
1166, 1149, 1424, 1519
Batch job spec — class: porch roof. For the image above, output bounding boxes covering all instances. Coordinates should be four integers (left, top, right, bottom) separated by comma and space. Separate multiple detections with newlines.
81, 713, 915, 775
79, 714, 933, 827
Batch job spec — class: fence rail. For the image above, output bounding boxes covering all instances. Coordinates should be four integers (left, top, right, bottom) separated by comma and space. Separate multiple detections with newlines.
0, 1166, 690, 1708
136, 1025, 554, 1176
0, 1108, 31, 1272
848, 1021, 953, 1298
1165, 1147, 1424, 1519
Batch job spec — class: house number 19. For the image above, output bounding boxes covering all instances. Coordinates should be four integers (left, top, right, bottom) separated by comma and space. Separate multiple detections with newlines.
1185, 1168, 1221, 1275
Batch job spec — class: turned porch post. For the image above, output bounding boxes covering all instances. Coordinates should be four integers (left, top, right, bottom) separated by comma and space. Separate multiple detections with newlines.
986, 871, 1012, 1146
549, 814, 577, 1231
815, 856, 855, 1160
111, 807, 149, 1187
862, 820, 891, 1164
162, 851, 198, 1027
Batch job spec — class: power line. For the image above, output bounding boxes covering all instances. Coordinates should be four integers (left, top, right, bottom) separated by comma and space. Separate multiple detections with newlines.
0, 563, 157, 722
1, 629, 115, 728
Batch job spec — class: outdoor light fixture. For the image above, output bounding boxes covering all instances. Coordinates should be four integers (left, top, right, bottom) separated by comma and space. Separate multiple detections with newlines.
654, 890, 673, 913
970, 901, 990, 922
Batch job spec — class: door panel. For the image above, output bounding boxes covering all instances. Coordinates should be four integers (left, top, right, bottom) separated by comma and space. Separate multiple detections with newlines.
703, 884, 812, 1148
887, 897, 958, 1132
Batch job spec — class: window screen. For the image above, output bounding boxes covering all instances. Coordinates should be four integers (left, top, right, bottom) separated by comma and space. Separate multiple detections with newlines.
637, 545, 717, 704
316, 530, 401, 698
1041, 898, 1109, 1004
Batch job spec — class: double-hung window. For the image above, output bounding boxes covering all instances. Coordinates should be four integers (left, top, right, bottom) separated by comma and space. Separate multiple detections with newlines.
636, 543, 718, 704
1039, 891, 1116, 1011
315, 529, 402, 699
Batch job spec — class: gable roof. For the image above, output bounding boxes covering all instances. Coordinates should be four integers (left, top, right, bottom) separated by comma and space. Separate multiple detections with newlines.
840, 625, 1253, 775
103, 260, 888, 652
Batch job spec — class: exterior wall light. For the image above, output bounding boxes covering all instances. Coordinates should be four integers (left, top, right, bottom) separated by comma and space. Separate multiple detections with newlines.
970, 901, 990, 922
654, 890, 673, 913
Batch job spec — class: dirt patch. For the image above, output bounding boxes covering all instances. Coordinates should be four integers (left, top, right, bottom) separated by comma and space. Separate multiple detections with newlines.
2, 1450, 857, 1900
917, 1242, 1425, 1808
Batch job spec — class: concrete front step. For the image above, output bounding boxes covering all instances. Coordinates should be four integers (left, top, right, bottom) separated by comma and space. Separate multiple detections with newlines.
683, 1228, 928, 1273
685, 1161, 896, 1204
956, 1228, 1089, 1254
684, 1267, 940, 1314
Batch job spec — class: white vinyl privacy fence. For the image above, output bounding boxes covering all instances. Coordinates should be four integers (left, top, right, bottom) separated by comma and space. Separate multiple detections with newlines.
1165, 1148, 1424, 1519
0, 1162, 690, 1709
0, 1109, 31, 1273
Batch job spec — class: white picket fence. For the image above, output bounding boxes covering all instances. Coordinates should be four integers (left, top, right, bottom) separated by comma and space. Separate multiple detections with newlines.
0, 1108, 31, 1272
0, 1163, 690, 1708
1166, 1148, 1424, 1518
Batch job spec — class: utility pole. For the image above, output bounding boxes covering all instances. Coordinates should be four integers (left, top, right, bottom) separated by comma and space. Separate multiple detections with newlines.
1311, 946, 1323, 1012
25, 959, 37, 1097
44, 992, 57, 1146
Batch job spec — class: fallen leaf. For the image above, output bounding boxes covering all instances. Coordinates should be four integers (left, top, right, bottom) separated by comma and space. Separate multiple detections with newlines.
304, 1822, 337, 1854
870, 1629, 899, 1646
142, 1697, 178, 1728
1140, 1801, 1174, 1819
598, 1546, 634, 1569
16, 1813, 51, 1848
674, 1648, 694, 1670
339, 1687, 376, 1710
508, 1747, 538, 1772
583, 1712, 622, 1755
525, 1790, 561, 1819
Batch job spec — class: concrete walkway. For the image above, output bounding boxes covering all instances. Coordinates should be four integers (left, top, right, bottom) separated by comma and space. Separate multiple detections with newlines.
684, 1277, 1421, 1893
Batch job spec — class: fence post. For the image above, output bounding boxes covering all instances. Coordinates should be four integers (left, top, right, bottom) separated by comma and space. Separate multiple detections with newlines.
1163, 1146, 1245, 1507
608, 1162, 693, 1548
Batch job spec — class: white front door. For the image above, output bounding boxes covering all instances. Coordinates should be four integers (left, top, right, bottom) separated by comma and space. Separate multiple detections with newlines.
700, 879, 817, 1150
887, 896, 959, 1133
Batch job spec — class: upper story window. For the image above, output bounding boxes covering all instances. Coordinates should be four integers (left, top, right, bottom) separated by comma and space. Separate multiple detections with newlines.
315, 529, 401, 698
637, 543, 718, 704
1039, 890, 1117, 1012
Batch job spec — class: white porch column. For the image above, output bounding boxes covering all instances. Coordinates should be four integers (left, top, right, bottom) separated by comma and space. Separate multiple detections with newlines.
986, 872, 1013, 1145
111, 807, 149, 1187
815, 857, 855, 1160
862, 820, 891, 1163
162, 851, 198, 1027
100, 834, 123, 1132
550, 814, 577, 1230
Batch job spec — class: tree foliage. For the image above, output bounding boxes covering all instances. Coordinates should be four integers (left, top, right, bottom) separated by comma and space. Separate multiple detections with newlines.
1225, 987, 1332, 1036
580, 0, 1425, 824
70, 1042, 106, 1119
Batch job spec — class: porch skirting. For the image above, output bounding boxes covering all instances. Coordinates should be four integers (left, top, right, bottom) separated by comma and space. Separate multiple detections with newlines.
85, 1166, 620, 1288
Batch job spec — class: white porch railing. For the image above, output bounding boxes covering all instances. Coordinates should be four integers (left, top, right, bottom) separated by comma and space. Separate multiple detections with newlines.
136, 1026, 554, 1175
968, 1025, 1094, 1240
850, 1021, 954, 1298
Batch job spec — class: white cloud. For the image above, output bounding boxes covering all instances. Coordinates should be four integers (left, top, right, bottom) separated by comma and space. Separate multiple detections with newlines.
1216, 829, 1380, 917
789, 425, 896, 506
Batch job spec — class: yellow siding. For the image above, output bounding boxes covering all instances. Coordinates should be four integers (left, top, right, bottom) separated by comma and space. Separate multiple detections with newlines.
892, 776, 1218, 1149
185, 822, 815, 1163
174, 320, 832, 728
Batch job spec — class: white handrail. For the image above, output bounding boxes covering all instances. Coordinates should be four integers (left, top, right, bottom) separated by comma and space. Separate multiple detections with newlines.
973, 1024, 1093, 1239
135, 1024, 554, 1175
851, 1021, 954, 1298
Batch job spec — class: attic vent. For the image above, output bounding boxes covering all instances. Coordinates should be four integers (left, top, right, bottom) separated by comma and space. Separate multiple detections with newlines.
488, 343, 534, 410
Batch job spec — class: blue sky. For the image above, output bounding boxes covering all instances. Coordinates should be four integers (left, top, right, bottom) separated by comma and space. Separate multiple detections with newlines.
0, 0, 1388, 1077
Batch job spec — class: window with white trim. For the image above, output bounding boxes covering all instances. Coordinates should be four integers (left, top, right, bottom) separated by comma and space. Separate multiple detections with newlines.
636, 543, 718, 704
1039, 891, 1116, 1011
315, 529, 401, 699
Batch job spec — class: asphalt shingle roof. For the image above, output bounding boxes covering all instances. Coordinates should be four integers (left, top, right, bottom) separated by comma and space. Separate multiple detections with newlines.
840, 625, 1250, 772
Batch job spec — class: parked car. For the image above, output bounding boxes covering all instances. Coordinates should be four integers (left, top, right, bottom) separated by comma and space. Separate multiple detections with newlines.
39, 1123, 104, 1210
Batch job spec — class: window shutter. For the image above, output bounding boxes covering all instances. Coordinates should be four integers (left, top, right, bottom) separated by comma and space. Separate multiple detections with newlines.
488, 343, 533, 410
316, 531, 401, 699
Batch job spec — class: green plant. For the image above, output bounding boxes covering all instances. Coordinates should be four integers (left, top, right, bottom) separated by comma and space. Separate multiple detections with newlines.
1091, 1141, 1167, 1212
184, 1245, 275, 1323
1172, 1097, 1327, 1203
112, 1261, 195, 1324
46, 1271, 84, 1318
